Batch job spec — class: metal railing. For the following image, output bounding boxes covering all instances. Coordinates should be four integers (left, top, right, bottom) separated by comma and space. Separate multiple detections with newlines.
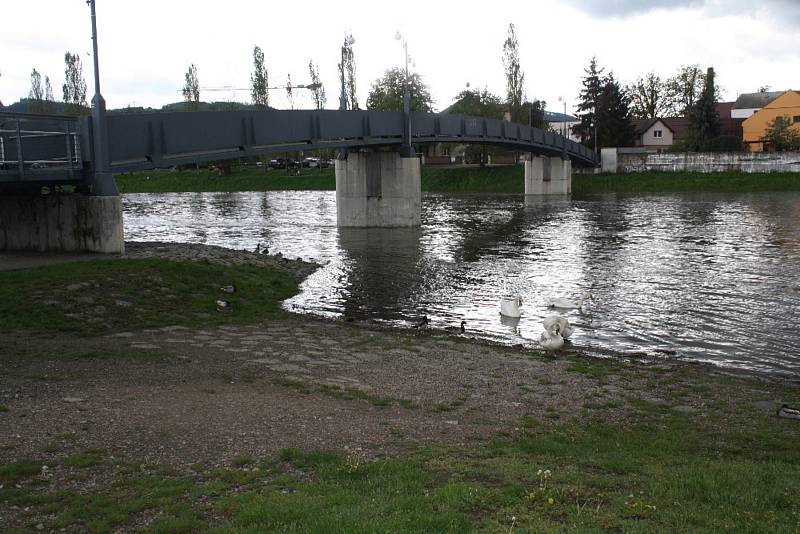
0, 112, 83, 185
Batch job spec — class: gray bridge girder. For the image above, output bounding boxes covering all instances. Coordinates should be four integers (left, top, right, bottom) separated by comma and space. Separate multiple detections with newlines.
0, 110, 598, 188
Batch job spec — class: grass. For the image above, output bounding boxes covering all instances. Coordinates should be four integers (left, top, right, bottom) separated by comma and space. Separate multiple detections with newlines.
0, 258, 298, 335
115, 167, 336, 193
116, 165, 800, 194
3, 400, 799, 532
271, 377, 406, 408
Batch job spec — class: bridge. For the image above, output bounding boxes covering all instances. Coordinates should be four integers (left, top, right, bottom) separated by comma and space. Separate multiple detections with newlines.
0, 108, 597, 253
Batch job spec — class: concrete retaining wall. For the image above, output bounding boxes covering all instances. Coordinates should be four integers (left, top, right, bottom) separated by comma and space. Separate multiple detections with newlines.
606, 149, 800, 173
0, 194, 124, 253
335, 151, 421, 227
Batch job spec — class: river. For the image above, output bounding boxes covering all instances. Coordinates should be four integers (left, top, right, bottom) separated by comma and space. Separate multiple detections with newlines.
123, 190, 800, 376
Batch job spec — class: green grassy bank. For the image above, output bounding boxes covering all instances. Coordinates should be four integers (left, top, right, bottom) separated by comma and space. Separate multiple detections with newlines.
2, 362, 799, 532
0, 258, 297, 335
115, 166, 800, 194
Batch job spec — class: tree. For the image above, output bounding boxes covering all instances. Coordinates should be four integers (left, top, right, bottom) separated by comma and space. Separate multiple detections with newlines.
338, 35, 358, 110
250, 46, 269, 109
525, 99, 547, 129
664, 64, 703, 116
29, 68, 44, 113
182, 63, 200, 112
0, 70, 4, 109
447, 87, 503, 119
762, 116, 800, 151
574, 57, 604, 148
366, 68, 433, 112
685, 67, 720, 151
596, 72, 636, 148
62, 52, 87, 116
502, 23, 526, 123
308, 60, 326, 110
627, 72, 668, 119
44, 76, 55, 113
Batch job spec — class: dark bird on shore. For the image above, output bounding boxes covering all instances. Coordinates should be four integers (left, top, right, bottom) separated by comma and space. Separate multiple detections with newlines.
255, 243, 261, 254
446, 320, 467, 334
215, 299, 231, 312
220, 285, 236, 294
777, 404, 800, 420
413, 315, 429, 328
460, 320, 466, 333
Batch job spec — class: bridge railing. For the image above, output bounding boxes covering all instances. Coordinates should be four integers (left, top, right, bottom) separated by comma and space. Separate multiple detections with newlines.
102, 110, 597, 173
0, 112, 84, 186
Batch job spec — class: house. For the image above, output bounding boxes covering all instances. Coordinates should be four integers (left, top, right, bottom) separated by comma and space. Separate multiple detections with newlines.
742, 90, 800, 151
544, 111, 580, 142
631, 117, 689, 150
631, 102, 741, 150
731, 91, 784, 119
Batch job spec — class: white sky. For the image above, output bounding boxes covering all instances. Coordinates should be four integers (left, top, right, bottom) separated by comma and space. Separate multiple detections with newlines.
1, 0, 797, 114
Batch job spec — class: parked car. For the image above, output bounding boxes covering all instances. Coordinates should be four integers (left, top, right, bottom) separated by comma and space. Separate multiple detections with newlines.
303, 157, 320, 168
268, 158, 301, 170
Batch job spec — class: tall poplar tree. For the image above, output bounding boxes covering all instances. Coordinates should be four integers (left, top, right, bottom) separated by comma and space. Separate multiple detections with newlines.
62, 52, 87, 115
182, 63, 200, 112
250, 46, 269, 109
29, 68, 44, 112
308, 60, 326, 110
502, 23, 526, 123
337, 35, 358, 110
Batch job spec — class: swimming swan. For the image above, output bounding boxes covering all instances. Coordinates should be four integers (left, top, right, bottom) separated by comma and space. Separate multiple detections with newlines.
547, 292, 593, 312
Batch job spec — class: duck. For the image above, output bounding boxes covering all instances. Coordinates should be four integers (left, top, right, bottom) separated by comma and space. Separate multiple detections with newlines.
542, 314, 573, 339
539, 323, 564, 350
254, 243, 261, 254
215, 299, 231, 312
547, 292, 593, 312
777, 404, 800, 420
220, 285, 237, 294
413, 315, 429, 329
446, 320, 467, 334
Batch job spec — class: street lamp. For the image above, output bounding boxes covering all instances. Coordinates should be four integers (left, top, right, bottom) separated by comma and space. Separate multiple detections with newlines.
394, 30, 414, 157
85, 0, 117, 196
557, 97, 567, 138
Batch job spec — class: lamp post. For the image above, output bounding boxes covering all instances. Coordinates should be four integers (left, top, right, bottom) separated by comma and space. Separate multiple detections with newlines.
394, 31, 414, 157
86, 0, 118, 195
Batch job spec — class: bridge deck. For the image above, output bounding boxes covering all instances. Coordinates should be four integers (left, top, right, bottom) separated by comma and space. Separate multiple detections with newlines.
0, 110, 598, 188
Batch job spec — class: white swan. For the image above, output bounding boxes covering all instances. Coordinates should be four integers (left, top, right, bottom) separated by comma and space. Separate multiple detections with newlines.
542, 314, 573, 339
500, 295, 523, 318
547, 292, 593, 312
539, 323, 564, 350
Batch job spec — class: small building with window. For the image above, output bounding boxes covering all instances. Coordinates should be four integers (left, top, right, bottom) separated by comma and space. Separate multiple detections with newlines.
631, 118, 689, 150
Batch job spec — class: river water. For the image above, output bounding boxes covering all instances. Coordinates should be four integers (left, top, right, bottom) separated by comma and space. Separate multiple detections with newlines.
123, 191, 800, 376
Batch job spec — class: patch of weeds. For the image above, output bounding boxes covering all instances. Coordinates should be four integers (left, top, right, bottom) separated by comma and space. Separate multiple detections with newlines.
44, 443, 62, 453
239, 370, 260, 383
272, 378, 313, 394
398, 399, 417, 409
68, 348, 172, 362
520, 416, 538, 429
0, 459, 43, 484
63, 450, 104, 469
433, 403, 455, 412
232, 455, 256, 468
537, 377, 554, 385
566, 357, 619, 380
0, 405, 8, 412
318, 385, 394, 407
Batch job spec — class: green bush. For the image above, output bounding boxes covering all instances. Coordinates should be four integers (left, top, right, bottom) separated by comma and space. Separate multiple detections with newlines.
704, 135, 743, 152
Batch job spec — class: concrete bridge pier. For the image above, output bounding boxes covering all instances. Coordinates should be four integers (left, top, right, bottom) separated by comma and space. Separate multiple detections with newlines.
335, 150, 421, 227
524, 156, 572, 195
0, 192, 125, 254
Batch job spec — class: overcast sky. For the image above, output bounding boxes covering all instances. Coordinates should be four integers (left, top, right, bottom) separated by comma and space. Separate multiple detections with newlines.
1, 0, 797, 115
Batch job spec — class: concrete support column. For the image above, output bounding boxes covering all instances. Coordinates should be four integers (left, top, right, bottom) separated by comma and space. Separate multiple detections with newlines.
0, 194, 124, 253
524, 156, 571, 195
335, 151, 421, 227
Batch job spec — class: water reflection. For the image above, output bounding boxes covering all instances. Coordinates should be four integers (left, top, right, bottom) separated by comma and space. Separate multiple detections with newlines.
122, 190, 800, 376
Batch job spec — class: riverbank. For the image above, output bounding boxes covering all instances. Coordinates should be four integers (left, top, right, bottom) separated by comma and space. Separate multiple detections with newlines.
1, 242, 799, 532
115, 165, 800, 194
